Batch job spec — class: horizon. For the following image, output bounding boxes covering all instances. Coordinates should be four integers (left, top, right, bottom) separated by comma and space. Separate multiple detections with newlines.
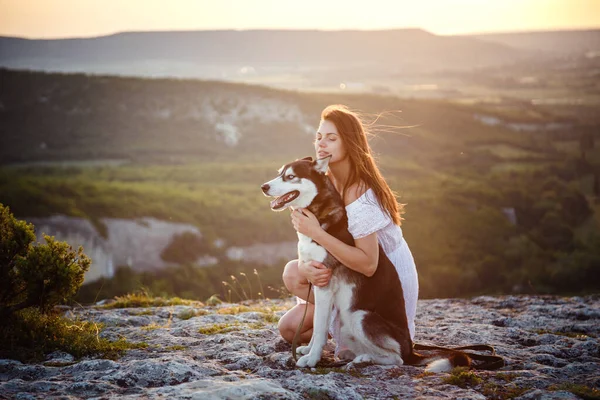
1, 0, 600, 39
3, 26, 600, 41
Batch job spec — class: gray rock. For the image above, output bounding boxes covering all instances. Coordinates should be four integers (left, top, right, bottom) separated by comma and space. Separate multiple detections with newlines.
1, 296, 599, 399
515, 389, 580, 399
128, 378, 296, 399
43, 351, 75, 367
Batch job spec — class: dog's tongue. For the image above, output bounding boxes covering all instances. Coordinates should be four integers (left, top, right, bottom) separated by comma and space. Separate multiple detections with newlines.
270, 198, 281, 208
271, 192, 295, 208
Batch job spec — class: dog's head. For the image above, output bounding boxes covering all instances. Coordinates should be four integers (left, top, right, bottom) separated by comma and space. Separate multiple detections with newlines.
261, 156, 331, 211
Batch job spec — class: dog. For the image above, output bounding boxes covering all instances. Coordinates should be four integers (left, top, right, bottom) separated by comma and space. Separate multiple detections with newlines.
261, 156, 471, 371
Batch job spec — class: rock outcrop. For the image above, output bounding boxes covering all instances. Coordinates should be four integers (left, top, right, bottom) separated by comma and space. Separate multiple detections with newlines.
1, 295, 599, 399
26, 215, 297, 284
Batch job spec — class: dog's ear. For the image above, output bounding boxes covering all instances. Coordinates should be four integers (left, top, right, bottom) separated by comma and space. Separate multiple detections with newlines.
298, 156, 313, 162
314, 155, 331, 174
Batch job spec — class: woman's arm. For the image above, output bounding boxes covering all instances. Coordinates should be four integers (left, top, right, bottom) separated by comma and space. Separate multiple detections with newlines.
291, 209, 379, 277
298, 260, 333, 287
313, 227, 379, 277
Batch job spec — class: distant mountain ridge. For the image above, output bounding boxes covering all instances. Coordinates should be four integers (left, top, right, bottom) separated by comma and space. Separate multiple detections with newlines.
0, 28, 535, 82
468, 29, 600, 56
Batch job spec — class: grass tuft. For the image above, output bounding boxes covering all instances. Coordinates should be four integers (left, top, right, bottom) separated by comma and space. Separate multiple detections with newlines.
177, 309, 209, 320
549, 383, 600, 400
205, 294, 223, 306
216, 303, 282, 324
0, 308, 147, 362
217, 305, 252, 315
164, 345, 187, 351
198, 321, 264, 335
480, 382, 527, 399
99, 291, 197, 309
442, 367, 483, 389
444, 369, 526, 399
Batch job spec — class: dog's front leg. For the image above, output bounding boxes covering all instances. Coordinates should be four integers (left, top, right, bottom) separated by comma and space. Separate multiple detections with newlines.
296, 333, 314, 356
296, 285, 334, 368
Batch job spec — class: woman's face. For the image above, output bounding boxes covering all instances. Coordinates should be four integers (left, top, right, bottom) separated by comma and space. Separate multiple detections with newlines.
315, 119, 347, 164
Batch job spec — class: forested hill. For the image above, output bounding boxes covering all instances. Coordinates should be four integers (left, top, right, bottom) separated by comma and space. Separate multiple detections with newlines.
0, 68, 598, 298
0, 67, 577, 166
0, 67, 497, 165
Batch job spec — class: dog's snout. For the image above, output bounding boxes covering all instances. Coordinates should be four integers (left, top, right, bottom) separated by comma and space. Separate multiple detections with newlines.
261, 183, 270, 193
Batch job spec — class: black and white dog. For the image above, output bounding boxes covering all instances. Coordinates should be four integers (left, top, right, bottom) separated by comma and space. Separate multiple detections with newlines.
261, 156, 470, 371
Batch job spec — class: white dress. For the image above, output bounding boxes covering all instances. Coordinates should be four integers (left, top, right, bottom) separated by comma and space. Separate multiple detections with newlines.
298, 188, 419, 356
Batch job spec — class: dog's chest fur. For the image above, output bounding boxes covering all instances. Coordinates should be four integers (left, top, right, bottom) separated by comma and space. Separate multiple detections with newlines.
297, 233, 328, 264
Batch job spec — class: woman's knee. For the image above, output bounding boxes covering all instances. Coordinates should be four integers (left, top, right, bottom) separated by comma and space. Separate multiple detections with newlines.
278, 304, 313, 343
282, 259, 300, 290
278, 308, 297, 342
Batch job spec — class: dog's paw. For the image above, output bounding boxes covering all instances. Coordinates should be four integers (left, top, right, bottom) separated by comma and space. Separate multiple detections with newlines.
296, 345, 311, 355
352, 354, 374, 364
338, 349, 356, 361
343, 354, 374, 370
296, 353, 321, 368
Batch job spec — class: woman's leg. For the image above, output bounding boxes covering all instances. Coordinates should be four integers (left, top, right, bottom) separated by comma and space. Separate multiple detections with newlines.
395, 242, 419, 341
282, 259, 314, 303
278, 303, 315, 344
279, 259, 315, 343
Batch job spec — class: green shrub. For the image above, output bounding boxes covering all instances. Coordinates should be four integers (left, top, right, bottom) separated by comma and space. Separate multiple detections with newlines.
0, 204, 144, 363
0, 203, 91, 317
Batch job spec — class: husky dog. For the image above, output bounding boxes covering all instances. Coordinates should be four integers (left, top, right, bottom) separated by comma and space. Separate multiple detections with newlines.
261, 156, 471, 371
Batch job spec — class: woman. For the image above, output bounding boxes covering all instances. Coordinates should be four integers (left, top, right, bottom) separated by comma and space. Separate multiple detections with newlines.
277, 104, 419, 358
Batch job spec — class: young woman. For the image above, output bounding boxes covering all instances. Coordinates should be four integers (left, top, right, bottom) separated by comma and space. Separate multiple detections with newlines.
277, 104, 419, 358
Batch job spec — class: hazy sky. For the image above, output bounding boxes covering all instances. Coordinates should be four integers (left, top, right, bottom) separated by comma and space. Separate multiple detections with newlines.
1, 0, 599, 39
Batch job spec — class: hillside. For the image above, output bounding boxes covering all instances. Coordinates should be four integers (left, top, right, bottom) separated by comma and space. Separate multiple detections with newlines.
0, 68, 574, 165
1, 295, 599, 399
0, 68, 598, 300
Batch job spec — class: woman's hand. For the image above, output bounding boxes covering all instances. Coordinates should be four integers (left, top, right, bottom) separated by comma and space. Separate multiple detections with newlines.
298, 260, 332, 287
291, 208, 323, 240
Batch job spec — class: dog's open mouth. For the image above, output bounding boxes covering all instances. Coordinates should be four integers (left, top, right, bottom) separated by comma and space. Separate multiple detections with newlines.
270, 190, 299, 210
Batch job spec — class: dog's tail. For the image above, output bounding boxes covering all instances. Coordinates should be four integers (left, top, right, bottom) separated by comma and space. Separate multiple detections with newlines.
405, 351, 471, 373
406, 343, 504, 372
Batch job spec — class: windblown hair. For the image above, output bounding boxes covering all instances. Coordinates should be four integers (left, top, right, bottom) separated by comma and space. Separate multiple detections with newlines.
321, 104, 405, 225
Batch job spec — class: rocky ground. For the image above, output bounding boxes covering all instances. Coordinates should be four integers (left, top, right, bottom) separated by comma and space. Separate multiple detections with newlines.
1, 295, 599, 399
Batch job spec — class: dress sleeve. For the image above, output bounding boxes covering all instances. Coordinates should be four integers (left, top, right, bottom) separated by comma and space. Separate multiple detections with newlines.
347, 191, 393, 239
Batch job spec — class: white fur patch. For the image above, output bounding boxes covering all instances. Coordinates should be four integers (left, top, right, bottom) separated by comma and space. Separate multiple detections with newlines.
297, 285, 334, 368
292, 179, 318, 209
297, 233, 327, 264
295, 233, 330, 368
345, 353, 403, 369
314, 156, 331, 173
425, 358, 452, 373
337, 287, 402, 361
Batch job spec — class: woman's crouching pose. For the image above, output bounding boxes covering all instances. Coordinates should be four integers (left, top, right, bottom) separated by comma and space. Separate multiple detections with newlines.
278, 105, 419, 358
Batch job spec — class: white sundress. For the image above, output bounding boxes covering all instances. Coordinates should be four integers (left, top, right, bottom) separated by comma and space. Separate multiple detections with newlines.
297, 188, 419, 356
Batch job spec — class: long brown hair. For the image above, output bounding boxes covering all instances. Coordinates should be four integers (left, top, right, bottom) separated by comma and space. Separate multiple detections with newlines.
321, 104, 405, 226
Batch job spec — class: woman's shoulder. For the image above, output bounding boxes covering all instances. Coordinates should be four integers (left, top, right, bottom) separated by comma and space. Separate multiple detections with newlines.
344, 182, 370, 206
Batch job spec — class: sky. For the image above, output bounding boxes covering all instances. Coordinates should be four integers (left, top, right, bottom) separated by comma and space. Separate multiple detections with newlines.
1, 0, 599, 39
